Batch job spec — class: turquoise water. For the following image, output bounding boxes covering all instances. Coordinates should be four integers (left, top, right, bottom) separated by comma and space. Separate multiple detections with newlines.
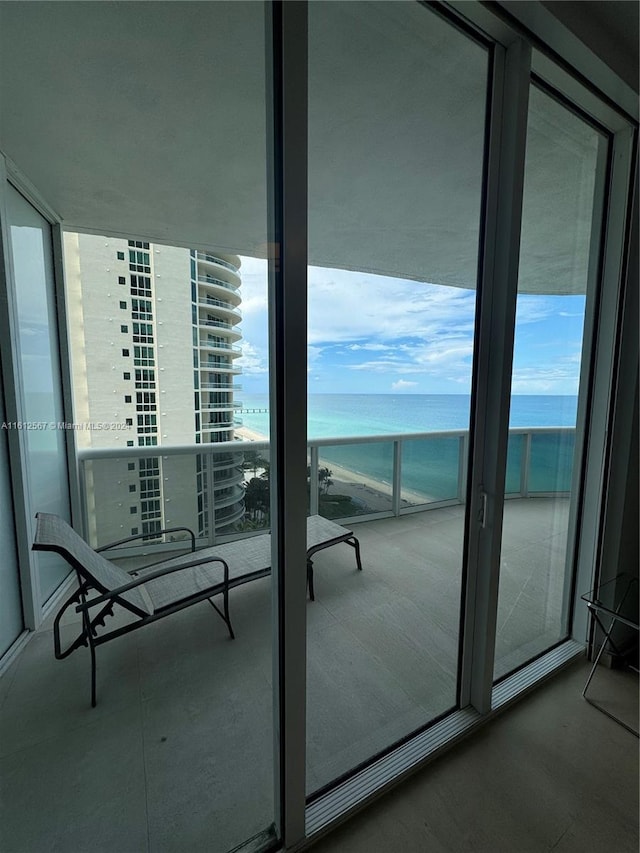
239, 394, 577, 500
240, 393, 578, 437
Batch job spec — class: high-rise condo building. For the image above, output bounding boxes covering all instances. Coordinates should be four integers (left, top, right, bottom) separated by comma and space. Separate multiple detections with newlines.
64, 233, 245, 547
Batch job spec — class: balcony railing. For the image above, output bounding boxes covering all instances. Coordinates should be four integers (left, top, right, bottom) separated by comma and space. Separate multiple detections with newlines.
198, 297, 241, 316
199, 319, 242, 334
77, 427, 575, 555
197, 275, 239, 293
200, 382, 242, 391
199, 340, 242, 353
203, 361, 242, 373
197, 253, 240, 274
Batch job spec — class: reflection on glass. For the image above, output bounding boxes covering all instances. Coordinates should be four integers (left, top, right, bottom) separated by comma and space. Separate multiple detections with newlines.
307, 1, 488, 794
494, 86, 606, 680
7, 183, 72, 602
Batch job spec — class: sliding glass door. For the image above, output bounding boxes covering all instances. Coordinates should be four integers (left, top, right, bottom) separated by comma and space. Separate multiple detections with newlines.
6, 183, 72, 605
306, 0, 489, 794
0, 362, 23, 655
493, 85, 608, 680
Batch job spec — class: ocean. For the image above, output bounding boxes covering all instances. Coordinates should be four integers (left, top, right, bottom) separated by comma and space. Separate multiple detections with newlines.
239, 394, 578, 501
239, 393, 578, 438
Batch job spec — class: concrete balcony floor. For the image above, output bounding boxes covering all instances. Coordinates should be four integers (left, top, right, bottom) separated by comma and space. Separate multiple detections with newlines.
0, 498, 589, 853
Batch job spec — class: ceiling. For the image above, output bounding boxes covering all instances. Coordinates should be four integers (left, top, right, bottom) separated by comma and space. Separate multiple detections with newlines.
0, 1, 634, 294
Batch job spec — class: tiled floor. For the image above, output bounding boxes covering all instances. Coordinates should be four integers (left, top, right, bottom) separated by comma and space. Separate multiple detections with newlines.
0, 498, 587, 853
309, 660, 639, 853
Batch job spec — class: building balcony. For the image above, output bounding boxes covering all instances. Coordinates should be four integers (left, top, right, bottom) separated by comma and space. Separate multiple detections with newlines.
197, 298, 242, 319
202, 420, 235, 430
200, 403, 241, 413
210, 484, 246, 509
197, 253, 241, 278
198, 340, 242, 355
198, 319, 242, 339
202, 361, 242, 374
197, 275, 240, 295
208, 468, 245, 489
200, 382, 242, 391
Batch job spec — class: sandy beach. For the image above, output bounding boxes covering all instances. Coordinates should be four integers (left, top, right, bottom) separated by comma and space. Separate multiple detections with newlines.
235, 426, 434, 510
235, 425, 270, 443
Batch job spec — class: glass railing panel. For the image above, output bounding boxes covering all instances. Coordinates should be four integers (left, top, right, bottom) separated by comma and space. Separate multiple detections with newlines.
528, 431, 575, 493
505, 433, 524, 495
317, 442, 393, 518
400, 435, 461, 506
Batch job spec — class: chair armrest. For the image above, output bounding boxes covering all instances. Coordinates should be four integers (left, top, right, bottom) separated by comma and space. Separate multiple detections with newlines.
75, 556, 229, 612
96, 526, 196, 554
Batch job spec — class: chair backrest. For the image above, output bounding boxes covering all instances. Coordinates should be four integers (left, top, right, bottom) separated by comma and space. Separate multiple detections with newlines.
32, 513, 152, 615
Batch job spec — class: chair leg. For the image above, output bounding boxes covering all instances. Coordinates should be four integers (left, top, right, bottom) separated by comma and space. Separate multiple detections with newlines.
89, 639, 97, 709
307, 559, 315, 601
223, 585, 235, 640
346, 536, 363, 571
207, 594, 235, 640
81, 605, 98, 708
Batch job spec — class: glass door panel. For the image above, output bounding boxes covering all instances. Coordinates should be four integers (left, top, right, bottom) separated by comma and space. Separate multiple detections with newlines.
494, 85, 608, 680
0, 361, 23, 655
6, 183, 72, 604
307, 1, 489, 794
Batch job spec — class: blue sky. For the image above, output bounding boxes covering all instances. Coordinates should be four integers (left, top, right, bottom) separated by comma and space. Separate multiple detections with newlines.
237, 256, 586, 396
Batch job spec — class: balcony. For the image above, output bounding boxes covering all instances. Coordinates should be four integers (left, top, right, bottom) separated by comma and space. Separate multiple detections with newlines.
200, 382, 242, 391
198, 253, 241, 276
198, 319, 242, 338
200, 402, 242, 412
197, 275, 240, 294
198, 340, 242, 355
197, 298, 242, 318
0, 479, 578, 853
202, 361, 242, 374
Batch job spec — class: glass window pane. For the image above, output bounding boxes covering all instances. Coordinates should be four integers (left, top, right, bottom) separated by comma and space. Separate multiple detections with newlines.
494, 85, 608, 680
23, 6, 273, 853
0, 366, 23, 655
6, 183, 72, 603
306, 0, 489, 794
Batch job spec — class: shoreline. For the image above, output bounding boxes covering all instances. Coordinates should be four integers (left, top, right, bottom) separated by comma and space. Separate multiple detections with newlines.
234, 425, 270, 443
234, 426, 435, 509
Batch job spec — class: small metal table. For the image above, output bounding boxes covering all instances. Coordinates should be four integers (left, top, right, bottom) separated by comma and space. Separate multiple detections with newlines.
581, 573, 639, 737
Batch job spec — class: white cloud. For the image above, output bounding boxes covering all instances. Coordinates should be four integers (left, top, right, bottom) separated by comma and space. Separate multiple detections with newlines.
511, 365, 580, 395
307, 267, 477, 346
348, 343, 393, 352
391, 379, 418, 390
237, 256, 268, 316
237, 341, 268, 375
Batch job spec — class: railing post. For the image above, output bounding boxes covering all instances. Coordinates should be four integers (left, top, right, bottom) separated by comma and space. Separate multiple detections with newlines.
309, 444, 319, 516
521, 431, 531, 497
392, 439, 402, 516
207, 447, 216, 545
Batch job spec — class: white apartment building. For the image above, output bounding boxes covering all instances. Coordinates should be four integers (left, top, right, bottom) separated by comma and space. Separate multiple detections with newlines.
64, 233, 244, 547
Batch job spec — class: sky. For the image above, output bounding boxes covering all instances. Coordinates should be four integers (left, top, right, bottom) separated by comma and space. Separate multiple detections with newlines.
237, 256, 586, 397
